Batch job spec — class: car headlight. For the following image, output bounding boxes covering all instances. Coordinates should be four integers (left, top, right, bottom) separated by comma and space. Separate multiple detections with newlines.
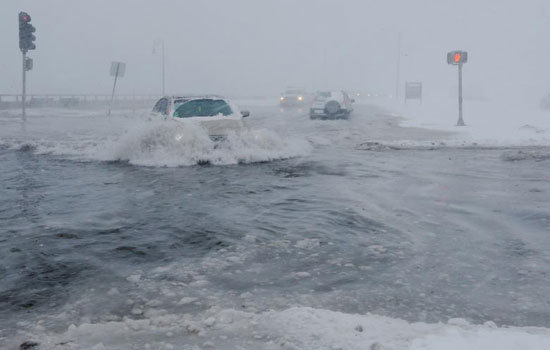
280, 97, 285, 101
298, 96, 303, 101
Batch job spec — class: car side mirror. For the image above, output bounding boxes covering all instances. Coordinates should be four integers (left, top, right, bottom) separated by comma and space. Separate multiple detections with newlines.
241, 111, 250, 118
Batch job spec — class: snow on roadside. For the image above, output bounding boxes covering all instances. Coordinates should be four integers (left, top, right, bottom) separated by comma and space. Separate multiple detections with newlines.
387, 98, 550, 146
15, 307, 550, 350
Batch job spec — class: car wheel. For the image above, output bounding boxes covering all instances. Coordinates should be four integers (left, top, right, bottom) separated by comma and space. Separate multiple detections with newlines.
324, 101, 340, 115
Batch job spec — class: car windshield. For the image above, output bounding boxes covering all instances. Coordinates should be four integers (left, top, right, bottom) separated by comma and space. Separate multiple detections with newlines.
285, 90, 304, 95
315, 92, 331, 100
173, 99, 233, 118
173, 98, 191, 109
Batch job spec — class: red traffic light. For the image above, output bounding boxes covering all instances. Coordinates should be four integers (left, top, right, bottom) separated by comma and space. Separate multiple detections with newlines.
18, 12, 36, 53
454, 53, 461, 63
19, 12, 31, 22
447, 51, 468, 65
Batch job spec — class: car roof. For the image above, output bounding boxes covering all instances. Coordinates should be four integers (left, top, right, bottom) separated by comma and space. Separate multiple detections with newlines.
284, 88, 305, 92
167, 95, 227, 101
316, 91, 345, 95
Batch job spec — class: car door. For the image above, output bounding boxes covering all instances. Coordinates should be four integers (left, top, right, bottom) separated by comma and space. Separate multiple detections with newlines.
151, 98, 169, 118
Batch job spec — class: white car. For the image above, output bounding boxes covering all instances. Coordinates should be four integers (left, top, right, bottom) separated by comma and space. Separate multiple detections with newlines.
151, 95, 249, 137
309, 91, 354, 119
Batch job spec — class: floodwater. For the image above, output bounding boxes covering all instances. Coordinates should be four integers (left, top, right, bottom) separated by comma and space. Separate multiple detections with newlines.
1, 103, 550, 349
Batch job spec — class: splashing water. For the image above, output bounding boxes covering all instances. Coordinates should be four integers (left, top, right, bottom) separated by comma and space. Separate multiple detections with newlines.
0, 114, 312, 167
108, 120, 312, 166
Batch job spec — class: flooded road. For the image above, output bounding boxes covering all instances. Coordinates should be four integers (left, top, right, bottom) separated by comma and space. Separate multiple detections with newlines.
1, 103, 550, 349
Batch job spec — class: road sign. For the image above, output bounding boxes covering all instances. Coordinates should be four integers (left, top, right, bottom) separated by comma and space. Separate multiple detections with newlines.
110, 62, 126, 78
405, 82, 422, 103
447, 50, 468, 126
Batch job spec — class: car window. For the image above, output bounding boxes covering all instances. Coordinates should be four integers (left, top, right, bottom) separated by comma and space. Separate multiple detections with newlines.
173, 99, 233, 118
286, 90, 304, 95
152, 98, 168, 115
331, 91, 344, 100
173, 99, 190, 109
315, 92, 331, 100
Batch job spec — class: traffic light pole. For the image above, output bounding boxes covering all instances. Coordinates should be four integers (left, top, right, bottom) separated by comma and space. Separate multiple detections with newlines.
447, 50, 468, 126
457, 63, 465, 126
22, 51, 27, 121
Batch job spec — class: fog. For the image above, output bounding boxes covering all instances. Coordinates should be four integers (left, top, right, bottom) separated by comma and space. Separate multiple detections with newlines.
1, 0, 550, 103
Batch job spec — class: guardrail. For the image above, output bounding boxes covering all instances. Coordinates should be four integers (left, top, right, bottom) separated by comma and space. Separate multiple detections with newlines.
0, 94, 160, 109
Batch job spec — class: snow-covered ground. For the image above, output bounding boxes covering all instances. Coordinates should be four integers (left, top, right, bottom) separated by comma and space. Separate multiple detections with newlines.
385, 97, 550, 146
17, 307, 550, 350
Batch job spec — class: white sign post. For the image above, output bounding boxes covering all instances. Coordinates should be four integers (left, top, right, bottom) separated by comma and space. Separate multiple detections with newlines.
108, 61, 126, 116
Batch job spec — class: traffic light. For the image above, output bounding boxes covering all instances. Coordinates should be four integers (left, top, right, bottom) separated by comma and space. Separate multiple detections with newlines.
25, 57, 33, 71
19, 12, 36, 53
447, 51, 468, 65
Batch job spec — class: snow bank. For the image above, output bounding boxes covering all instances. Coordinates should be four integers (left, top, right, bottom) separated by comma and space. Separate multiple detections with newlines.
15, 307, 550, 350
389, 98, 550, 146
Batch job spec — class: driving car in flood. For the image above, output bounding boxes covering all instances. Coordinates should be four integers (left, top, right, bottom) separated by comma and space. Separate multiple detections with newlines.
151, 95, 250, 138
279, 87, 310, 107
309, 90, 354, 120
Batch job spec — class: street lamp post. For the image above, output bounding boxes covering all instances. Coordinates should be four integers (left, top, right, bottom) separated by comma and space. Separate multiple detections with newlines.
395, 32, 402, 102
153, 40, 165, 96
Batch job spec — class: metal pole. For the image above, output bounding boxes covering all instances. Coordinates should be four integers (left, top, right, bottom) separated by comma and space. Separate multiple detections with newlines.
162, 40, 166, 96
108, 64, 120, 116
457, 63, 465, 126
22, 51, 26, 121
395, 32, 402, 101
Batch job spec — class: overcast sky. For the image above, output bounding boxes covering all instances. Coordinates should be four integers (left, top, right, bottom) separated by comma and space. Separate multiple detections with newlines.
1, 0, 549, 102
